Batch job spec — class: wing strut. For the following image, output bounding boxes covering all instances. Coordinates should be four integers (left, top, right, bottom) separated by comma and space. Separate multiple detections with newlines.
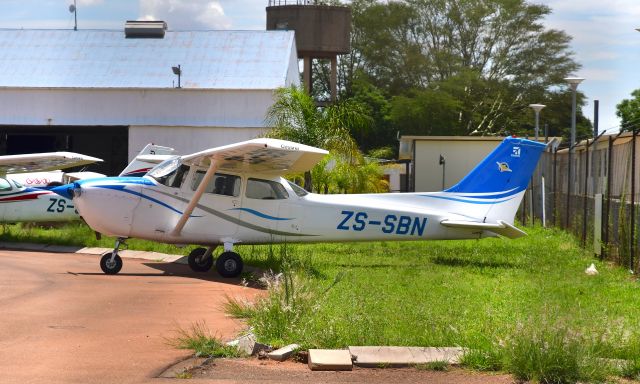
171, 158, 218, 236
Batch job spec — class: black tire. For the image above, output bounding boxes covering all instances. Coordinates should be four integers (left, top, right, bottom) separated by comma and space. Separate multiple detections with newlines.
216, 251, 243, 278
188, 247, 213, 272
100, 252, 123, 275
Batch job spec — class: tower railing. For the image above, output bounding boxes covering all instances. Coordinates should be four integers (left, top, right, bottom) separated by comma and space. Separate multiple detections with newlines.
268, 0, 318, 6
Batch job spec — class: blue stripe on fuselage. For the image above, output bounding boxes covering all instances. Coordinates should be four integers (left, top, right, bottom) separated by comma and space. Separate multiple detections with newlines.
229, 207, 292, 221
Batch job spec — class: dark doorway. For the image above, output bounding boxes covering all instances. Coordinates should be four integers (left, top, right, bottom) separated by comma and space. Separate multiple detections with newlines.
0, 126, 128, 176
7, 135, 57, 154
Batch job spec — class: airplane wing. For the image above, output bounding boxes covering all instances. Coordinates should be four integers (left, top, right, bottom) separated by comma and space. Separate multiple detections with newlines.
0, 152, 102, 175
181, 138, 329, 174
170, 139, 328, 236
440, 219, 526, 239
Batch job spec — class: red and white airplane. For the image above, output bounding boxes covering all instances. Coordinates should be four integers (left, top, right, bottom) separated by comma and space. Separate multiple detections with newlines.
0, 144, 175, 223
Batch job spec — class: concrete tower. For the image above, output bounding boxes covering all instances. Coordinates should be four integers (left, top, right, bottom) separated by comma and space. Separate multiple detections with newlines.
266, 1, 351, 103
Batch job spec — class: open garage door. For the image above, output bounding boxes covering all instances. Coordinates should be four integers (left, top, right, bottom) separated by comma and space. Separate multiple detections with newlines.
0, 126, 128, 176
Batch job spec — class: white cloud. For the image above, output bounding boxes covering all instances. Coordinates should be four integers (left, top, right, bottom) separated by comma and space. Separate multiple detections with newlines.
581, 68, 618, 82
139, 0, 231, 30
76, 0, 104, 5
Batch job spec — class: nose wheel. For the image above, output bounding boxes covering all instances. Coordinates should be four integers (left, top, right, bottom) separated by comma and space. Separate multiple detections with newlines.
100, 252, 123, 274
100, 237, 126, 275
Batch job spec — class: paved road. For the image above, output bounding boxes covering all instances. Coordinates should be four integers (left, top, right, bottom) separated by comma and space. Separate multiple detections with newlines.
0, 250, 257, 384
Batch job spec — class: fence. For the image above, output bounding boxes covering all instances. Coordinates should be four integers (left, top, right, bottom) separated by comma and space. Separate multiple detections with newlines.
522, 131, 640, 271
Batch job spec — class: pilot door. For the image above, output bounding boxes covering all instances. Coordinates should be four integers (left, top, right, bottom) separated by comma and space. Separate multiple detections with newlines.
185, 170, 242, 239
237, 177, 290, 242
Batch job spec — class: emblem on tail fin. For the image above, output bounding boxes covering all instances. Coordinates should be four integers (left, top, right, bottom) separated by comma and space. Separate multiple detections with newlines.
497, 162, 512, 172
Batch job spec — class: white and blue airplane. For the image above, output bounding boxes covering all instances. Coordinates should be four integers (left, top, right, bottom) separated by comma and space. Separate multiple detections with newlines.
52, 136, 546, 276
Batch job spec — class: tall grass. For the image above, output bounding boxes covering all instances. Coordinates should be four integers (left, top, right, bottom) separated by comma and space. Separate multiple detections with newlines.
167, 322, 244, 358
223, 226, 640, 382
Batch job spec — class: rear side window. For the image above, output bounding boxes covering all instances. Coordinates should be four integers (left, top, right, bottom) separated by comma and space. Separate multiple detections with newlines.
0, 178, 11, 191
246, 178, 288, 200
191, 171, 241, 197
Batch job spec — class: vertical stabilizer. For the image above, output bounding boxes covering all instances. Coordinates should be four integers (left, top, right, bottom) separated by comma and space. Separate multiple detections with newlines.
432, 137, 547, 227
119, 144, 176, 177
445, 137, 546, 195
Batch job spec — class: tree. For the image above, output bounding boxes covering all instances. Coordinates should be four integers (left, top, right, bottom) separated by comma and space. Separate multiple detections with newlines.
617, 89, 640, 132
314, 0, 589, 147
264, 86, 371, 190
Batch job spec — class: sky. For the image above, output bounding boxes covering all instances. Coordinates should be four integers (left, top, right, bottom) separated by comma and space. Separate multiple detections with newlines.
0, 0, 638, 133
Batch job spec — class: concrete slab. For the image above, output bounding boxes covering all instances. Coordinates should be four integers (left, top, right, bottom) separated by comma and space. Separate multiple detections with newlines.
0, 241, 49, 251
232, 333, 270, 356
308, 349, 353, 371
0, 242, 188, 264
268, 343, 300, 362
44, 244, 84, 253
75, 247, 107, 255
349, 346, 464, 367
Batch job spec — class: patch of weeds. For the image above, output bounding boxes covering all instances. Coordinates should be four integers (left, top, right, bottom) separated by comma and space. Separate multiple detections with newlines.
222, 295, 254, 319
175, 371, 192, 379
621, 358, 640, 380
415, 360, 449, 371
504, 327, 609, 384
239, 271, 258, 287
168, 321, 245, 358
460, 348, 503, 371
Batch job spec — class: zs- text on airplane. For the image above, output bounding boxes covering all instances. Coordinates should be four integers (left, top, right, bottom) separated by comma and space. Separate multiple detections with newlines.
53, 136, 546, 277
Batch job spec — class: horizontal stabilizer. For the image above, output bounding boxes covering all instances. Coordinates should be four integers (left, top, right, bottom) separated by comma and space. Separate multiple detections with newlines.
440, 219, 527, 239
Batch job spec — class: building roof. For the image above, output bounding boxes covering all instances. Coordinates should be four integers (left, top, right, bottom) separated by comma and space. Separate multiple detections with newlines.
0, 29, 298, 90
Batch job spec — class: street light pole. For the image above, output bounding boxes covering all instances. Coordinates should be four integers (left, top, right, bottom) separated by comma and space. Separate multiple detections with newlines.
564, 77, 584, 151
563, 77, 584, 229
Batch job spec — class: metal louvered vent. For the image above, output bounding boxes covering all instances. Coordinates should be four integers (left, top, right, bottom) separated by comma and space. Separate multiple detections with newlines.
125, 21, 167, 38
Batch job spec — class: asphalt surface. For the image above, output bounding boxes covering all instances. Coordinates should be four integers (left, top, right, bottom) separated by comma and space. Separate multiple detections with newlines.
0, 250, 257, 384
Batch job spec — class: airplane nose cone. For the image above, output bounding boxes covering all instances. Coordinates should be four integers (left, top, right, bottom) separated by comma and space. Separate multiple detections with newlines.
51, 183, 79, 200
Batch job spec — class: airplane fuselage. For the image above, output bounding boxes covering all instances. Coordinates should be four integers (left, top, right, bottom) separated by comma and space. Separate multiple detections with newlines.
72, 172, 522, 246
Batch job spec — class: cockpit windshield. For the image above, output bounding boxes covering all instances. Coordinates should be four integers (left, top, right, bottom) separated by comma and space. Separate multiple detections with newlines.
147, 157, 189, 187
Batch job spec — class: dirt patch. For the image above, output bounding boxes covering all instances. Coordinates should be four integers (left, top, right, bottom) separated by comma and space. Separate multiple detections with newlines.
188, 357, 515, 384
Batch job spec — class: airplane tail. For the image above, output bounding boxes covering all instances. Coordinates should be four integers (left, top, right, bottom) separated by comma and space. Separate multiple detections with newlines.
118, 144, 176, 177
435, 137, 547, 237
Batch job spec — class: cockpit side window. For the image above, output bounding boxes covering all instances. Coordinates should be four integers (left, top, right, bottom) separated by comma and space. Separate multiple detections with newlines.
287, 181, 308, 197
246, 178, 288, 200
0, 178, 12, 191
147, 158, 189, 188
191, 171, 241, 197
167, 165, 190, 188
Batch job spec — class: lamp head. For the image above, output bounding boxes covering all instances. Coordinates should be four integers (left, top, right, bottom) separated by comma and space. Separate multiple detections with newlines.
564, 77, 585, 90
529, 103, 546, 113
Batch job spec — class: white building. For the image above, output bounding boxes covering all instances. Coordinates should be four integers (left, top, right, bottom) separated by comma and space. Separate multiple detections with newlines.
0, 27, 300, 175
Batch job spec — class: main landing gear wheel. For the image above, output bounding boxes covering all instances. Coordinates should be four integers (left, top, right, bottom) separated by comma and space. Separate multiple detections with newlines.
216, 251, 243, 278
100, 252, 123, 275
188, 247, 213, 272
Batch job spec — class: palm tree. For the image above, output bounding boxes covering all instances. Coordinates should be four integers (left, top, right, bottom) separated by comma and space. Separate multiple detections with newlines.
265, 86, 371, 190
